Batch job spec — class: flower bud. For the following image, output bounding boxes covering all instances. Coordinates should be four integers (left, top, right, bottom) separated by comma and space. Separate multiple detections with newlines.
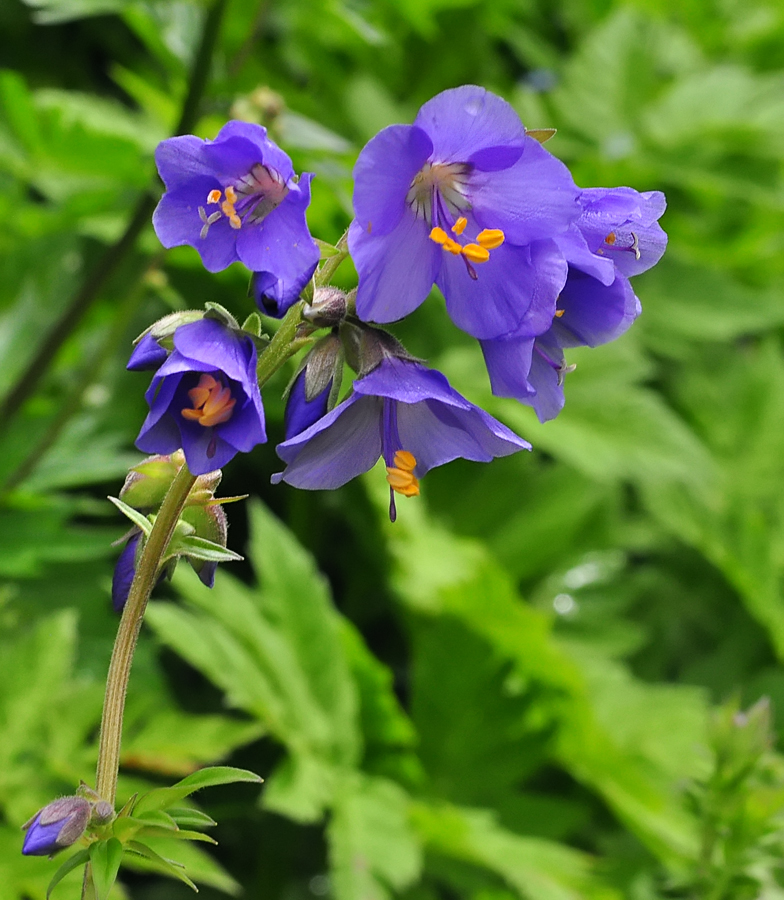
303, 287, 348, 328
120, 452, 222, 511
181, 501, 229, 587
22, 797, 91, 856
340, 322, 418, 377
284, 333, 343, 439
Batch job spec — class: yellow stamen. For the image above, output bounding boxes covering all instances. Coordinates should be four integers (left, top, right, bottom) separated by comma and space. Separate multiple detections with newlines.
224, 185, 238, 205
430, 227, 448, 245
554, 309, 565, 318
605, 232, 616, 245
229, 214, 242, 230
386, 450, 420, 497
221, 199, 235, 218
477, 228, 505, 250
451, 217, 468, 235
461, 243, 490, 264
393, 450, 417, 472
182, 373, 236, 428
207, 189, 222, 204
444, 238, 463, 255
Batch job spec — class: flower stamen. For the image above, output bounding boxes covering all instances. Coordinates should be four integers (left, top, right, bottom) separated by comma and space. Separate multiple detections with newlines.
182, 373, 236, 427
386, 450, 420, 498
429, 225, 504, 272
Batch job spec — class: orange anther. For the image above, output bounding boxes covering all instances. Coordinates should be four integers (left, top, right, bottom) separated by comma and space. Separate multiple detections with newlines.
207, 189, 222, 204
554, 309, 565, 318
461, 243, 490, 264
224, 185, 238, 204
430, 227, 448, 245
393, 450, 417, 472
451, 217, 468, 235
476, 228, 505, 250
605, 232, 616, 245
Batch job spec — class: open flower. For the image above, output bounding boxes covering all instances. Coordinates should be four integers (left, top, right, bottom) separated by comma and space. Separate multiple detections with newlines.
272, 355, 530, 520
153, 121, 319, 309
481, 187, 667, 421
135, 318, 266, 475
349, 85, 578, 339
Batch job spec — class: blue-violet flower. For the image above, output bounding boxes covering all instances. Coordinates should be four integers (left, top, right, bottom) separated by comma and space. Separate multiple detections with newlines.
481, 187, 667, 421
135, 318, 266, 475
348, 85, 578, 339
272, 356, 530, 520
153, 121, 319, 311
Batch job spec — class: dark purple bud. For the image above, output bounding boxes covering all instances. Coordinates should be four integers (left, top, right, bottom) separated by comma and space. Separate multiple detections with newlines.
22, 797, 91, 856
112, 531, 142, 613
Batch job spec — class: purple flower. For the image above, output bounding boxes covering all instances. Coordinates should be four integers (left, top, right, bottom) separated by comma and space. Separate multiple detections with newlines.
348, 85, 578, 340
272, 356, 530, 520
22, 797, 91, 856
135, 318, 266, 475
481, 187, 667, 421
153, 121, 319, 309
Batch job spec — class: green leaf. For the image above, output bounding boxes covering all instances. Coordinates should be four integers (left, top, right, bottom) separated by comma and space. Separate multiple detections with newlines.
89, 838, 124, 900
315, 238, 340, 259
126, 841, 198, 892
328, 774, 422, 900
107, 497, 152, 537
172, 535, 243, 564
133, 766, 262, 815
167, 808, 217, 829
46, 848, 89, 900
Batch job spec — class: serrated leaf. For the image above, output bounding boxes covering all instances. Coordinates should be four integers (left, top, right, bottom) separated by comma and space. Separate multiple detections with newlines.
107, 497, 152, 536
90, 838, 124, 900
46, 848, 89, 900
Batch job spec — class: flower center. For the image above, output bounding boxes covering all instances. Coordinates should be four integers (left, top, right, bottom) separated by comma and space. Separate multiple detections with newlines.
181, 373, 236, 427
198, 163, 289, 239
429, 218, 505, 280
406, 161, 472, 227
386, 449, 420, 498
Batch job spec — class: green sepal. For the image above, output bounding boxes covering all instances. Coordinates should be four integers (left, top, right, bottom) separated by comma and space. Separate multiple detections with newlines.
315, 238, 340, 259
203, 302, 240, 330
46, 848, 90, 900
126, 841, 198, 892
242, 311, 264, 337
90, 838, 124, 900
133, 310, 204, 346
134, 766, 263, 816
170, 535, 243, 564
167, 808, 218, 829
108, 497, 153, 536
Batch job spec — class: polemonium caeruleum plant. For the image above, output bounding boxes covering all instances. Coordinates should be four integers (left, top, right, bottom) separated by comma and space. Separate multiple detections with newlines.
23, 83, 666, 900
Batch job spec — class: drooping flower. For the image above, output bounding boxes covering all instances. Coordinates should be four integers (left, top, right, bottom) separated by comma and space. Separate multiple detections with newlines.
272, 355, 530, 520
153, 121, 319, 311
22, 797, 91, 856
135, 318, 266, 475
481, 187, 667, 421
349, 85, 578, 340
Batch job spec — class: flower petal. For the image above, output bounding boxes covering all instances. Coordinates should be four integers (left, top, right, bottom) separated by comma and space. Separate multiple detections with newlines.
172, 319, 255, 385
239, 173, 319, 310
480, 334, 536, 401
551, 269, 640, 348
352, 124, 433, 236
470, 138, 580, 245
437, 236, 566, 340
414, 85, 526, 165
273, 394, 383, 489
351, 214, 441, 324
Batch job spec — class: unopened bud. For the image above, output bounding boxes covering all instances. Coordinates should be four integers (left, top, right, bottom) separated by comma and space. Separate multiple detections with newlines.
341, 323, 418, 377
22, 797, 91, 857
181, 502, 229, 588
303, 287, 348, 328
284, 334, 343, 439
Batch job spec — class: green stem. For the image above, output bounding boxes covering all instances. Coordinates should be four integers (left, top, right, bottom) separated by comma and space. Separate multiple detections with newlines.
95, 463, 198, 804
257, 301, 307, 386
0, 0, 228, 437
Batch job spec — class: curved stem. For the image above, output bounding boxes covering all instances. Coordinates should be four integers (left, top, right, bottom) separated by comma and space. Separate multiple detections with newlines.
95, 463, 197, 804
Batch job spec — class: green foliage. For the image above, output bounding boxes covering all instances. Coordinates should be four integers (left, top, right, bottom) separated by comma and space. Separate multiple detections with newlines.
4, 0, 784, 898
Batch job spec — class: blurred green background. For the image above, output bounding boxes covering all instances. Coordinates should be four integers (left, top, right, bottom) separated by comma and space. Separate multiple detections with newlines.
3, 0, 784, 897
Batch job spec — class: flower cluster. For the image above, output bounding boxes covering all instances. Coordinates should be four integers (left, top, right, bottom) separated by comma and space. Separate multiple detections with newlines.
120, 84, 666, 581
